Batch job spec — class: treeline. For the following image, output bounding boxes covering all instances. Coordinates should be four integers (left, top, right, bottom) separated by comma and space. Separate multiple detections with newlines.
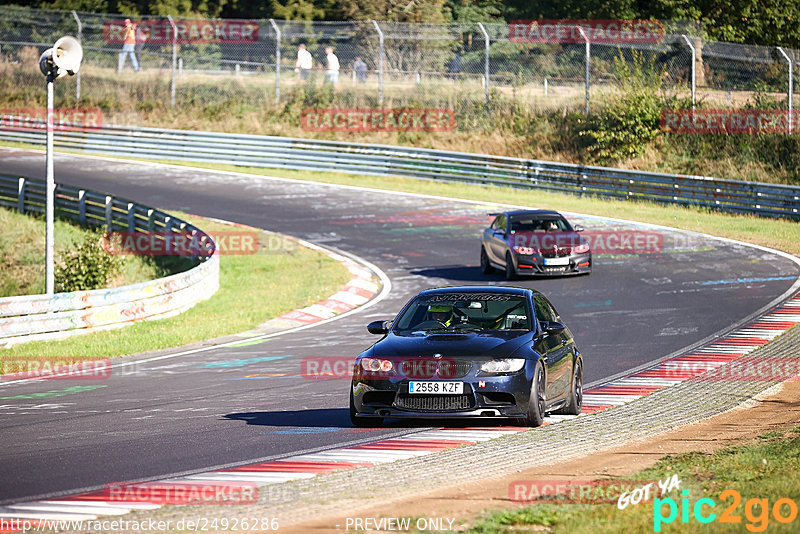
10, 0, 800, 48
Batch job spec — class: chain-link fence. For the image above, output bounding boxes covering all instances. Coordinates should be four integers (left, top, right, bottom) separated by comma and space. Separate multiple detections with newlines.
0, 5, 797, 127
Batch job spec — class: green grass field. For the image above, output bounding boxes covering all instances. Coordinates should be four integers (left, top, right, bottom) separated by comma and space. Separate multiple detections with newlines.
0, 211, 351, 362
466, 427, 800, 533
0, 206, 159, 297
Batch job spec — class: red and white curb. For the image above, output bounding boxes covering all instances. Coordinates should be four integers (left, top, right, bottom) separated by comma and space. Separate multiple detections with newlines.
261, 240, 380, 330
1, 295, 797, 528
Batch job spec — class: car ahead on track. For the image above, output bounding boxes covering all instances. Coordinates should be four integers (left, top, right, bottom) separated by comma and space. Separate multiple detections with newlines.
350, 286, 583, 427
480, 209, 591, 279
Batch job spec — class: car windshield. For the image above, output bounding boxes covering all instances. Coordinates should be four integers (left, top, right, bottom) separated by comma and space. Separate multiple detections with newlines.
509, 217, 571, 232
393, 293, 531, 332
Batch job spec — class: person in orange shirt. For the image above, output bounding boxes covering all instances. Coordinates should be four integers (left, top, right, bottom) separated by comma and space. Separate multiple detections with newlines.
118, 18, 139, 73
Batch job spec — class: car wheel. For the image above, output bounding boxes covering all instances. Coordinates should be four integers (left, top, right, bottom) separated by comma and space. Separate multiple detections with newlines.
480, 247, 493, 274
349, 388, 383, 428
556, 359, 583, 415
523, 361, 546, 427
504, 252, 517, 281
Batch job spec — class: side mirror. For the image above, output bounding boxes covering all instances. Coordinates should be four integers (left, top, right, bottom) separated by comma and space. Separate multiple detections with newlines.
574, 225, 584, 232
367, 320, 390, 335
541, 321, 566, 334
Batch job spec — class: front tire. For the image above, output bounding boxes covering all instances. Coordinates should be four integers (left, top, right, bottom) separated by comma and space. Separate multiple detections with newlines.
555, 359, 582, 415
504, 252, 517, 281
480, 247, 493, 274
350, 388, 383, 427
523, 361, 546, 427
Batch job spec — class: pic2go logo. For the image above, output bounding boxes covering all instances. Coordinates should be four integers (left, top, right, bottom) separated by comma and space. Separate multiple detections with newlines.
654, 489, 799, 532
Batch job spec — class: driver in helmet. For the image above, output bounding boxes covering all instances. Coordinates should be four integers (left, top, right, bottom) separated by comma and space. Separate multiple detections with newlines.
428, 304, 455, 326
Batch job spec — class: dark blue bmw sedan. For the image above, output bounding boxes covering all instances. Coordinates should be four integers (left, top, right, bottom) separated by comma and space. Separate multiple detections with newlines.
350, 286, 583, 427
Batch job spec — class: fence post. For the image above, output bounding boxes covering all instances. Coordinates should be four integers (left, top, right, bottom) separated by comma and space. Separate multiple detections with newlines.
17, 177, 25, 213
777, 47, 793, 135
478, 22, 490, 105
72, 10, 82, 101
269, 19, 281, 103
371, 20, 384, 105
680, 35, 696, 111
167, 15, 177, 108
577, 26, 590, 115
78, 189, 86, 223
127, 202, 136, 231
105, 195, 113, 232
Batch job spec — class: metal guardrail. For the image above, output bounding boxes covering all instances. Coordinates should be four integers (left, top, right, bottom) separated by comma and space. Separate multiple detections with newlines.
0, 122, 798, 218
0, 174, 219, 347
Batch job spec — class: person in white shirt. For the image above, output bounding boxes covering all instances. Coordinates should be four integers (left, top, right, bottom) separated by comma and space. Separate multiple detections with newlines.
295, 43, 312, 80
325, 46, 340, 85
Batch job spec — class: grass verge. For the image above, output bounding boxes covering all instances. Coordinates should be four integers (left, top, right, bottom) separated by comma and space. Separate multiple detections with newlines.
0, 212, 351, 362
0, 206, 159, 297
465, 425, 800, 533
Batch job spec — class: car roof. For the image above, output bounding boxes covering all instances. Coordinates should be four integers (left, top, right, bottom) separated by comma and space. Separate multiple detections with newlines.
417, 286, 536, 297
506, 209, 562, 218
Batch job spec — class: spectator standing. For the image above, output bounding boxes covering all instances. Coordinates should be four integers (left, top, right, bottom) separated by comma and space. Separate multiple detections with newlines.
353, 56, 367, 83
325, 46, 340, 85
118, 18, 139, 73
294, 43, 312, 80
134, 23, 147, 68
448, 50, 462, 81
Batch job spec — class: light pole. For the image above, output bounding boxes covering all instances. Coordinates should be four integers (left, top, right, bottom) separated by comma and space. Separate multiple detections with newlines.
38, 36, 83, 296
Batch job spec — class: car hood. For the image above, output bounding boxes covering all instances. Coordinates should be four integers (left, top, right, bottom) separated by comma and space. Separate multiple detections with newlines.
370, 330, 530, 360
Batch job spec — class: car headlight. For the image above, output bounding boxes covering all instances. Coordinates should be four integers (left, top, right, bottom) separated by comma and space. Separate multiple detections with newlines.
480, 358, 526, 374
360, 358, 394, 373
512, 246, 536, 255
573, 242, 590, 254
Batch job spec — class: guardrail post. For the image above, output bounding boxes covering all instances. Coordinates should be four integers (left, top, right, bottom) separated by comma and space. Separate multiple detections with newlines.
371, 20, 384, 105
165, 216, 173, 232
127, 202, 136, 231
78, 189, 86, 223
478, 22, 490, 105
269, 19, 281, 103
17, 177, 25, 213
147, 208, 155, 231
168, 15, 178, 108
681, 35, 696, 111
105, 195, 113, 231
777, 47, 793, 135
577, 26, 590, 116
72, 10, 82, 101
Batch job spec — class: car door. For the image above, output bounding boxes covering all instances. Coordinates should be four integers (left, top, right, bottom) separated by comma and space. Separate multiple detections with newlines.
532, 294, 571, 402
487, 214, 508, 264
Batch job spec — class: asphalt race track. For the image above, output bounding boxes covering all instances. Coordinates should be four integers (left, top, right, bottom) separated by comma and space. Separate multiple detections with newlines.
1, 149, 798, 504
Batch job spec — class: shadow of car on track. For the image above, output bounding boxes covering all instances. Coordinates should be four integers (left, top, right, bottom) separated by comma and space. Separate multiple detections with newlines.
411, 265, 578, 283
224, 409, 351, 427
223, 409, 521, 429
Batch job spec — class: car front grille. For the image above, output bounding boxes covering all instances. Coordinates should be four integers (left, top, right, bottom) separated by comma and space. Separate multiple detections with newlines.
395, 394, 472, 411
434, 360, 472, 379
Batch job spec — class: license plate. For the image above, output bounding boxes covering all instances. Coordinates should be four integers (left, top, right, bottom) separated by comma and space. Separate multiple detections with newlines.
408, 381, 464, 394
544, 257, 570, 266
